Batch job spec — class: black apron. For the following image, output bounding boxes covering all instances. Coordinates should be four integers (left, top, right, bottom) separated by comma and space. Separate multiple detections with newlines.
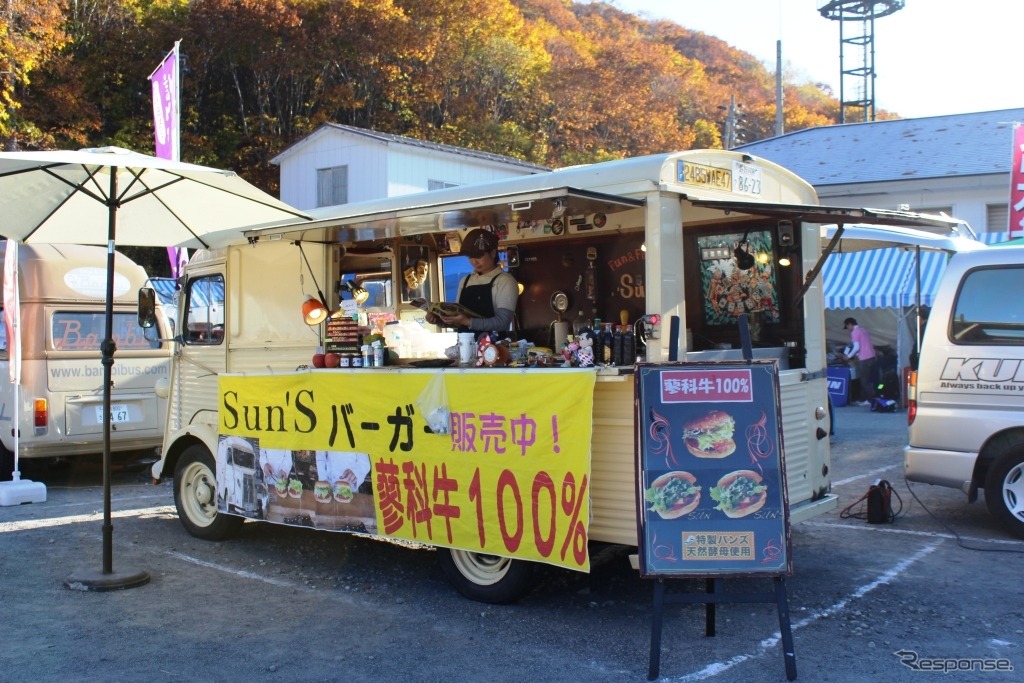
456, 270, 502, 333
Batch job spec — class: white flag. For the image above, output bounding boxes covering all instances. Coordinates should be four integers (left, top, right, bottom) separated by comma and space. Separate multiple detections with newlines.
3, 240, 20, 386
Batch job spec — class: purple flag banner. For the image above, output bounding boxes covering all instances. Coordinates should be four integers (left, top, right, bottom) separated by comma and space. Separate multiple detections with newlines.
166, 246, 189, 278
149, 42, 180, 162
152, 42, 184, 276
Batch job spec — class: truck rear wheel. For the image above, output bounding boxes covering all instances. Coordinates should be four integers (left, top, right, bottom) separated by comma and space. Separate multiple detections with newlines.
174, 445, 243, 541
984, 448, 1024, 539
437, 548, 536, 604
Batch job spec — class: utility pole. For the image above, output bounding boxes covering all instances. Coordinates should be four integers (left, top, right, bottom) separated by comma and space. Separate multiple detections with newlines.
719, 95, 745, 150
775, 40, 784, 137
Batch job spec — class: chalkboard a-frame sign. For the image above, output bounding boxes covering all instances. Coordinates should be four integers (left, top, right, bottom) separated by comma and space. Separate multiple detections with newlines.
634, 361, 793, 578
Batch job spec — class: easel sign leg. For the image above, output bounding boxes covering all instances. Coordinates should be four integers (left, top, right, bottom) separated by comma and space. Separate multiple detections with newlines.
775, 577, 798, 681
648, 579, 666, 680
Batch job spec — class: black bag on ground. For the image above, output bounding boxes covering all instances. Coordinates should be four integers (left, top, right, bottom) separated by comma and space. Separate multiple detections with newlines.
866, 480, 894, 523
839, 479, 901, 523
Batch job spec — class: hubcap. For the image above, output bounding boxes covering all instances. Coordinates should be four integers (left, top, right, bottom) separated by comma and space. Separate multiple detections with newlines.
181, 461, 216, 527
1003, 463, 1024, 522
451, 550, 510, 586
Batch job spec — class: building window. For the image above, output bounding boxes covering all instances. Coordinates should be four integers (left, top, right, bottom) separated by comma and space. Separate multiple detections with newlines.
428, 179, 458, 191
986, 203, 1008, 233
317, 166, 348, 207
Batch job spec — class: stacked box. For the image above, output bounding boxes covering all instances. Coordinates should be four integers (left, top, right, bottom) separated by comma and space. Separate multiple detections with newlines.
324, 317, 362, 356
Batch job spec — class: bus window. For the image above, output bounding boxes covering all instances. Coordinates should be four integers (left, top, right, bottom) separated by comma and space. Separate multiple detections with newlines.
51, 312, 160, 351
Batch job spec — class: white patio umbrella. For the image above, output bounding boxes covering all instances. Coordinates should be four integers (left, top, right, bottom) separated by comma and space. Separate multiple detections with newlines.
0, 146, 310, 590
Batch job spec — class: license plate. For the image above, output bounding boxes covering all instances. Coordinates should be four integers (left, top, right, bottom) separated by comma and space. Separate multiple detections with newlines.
96, 404, 133, 423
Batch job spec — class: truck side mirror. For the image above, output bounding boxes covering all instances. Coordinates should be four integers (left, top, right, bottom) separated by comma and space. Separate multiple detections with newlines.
138, 287, 158, 329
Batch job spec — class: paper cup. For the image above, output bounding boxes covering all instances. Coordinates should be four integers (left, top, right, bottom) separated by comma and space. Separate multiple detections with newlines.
458, 333, 476, 363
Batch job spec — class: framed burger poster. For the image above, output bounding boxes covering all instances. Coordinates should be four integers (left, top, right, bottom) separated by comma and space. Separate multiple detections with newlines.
634, 361, 792, 577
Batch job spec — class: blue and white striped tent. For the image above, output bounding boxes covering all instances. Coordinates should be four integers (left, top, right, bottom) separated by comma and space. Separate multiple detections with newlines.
822, 231, 1011, 371
823, 230, 1010, 310
822, 248, 948, 309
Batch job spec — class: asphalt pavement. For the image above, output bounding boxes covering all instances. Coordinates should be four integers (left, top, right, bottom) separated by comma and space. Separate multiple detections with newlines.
1, 405, 1022, 683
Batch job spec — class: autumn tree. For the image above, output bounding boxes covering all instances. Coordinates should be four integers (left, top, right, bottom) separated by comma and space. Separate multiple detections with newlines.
0, 0, 68, 149
2, 0, 846, 185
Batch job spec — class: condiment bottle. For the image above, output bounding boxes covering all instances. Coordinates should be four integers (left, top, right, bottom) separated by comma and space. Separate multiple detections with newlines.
623, 324, 635, 365
610, 323, 618, 366
572, 311, 589, 336
601, 323, 614, 364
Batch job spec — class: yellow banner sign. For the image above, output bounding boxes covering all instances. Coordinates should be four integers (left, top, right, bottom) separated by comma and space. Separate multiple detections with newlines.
218, 369, 596, 571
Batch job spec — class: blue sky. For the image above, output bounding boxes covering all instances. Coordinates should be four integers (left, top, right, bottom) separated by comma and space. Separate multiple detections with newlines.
586, 0, 1020, 119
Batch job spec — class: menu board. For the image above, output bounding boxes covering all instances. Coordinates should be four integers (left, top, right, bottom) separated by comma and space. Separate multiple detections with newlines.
634, 361, 791, 577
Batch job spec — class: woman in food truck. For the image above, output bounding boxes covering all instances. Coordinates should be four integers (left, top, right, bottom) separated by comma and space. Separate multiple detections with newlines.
427, 228, 519, 334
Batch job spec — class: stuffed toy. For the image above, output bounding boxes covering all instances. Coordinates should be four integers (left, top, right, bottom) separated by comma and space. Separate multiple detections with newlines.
576, 329, 595, 367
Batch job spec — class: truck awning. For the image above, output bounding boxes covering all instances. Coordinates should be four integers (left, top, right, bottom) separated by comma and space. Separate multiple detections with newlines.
235, 187, 643, 246
687, 199, 965, 231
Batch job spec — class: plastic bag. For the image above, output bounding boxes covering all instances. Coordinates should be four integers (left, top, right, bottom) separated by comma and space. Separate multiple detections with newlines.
415, 372, 450, 434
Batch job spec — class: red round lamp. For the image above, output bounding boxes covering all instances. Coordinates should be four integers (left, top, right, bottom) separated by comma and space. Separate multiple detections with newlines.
302, 295, 328, 325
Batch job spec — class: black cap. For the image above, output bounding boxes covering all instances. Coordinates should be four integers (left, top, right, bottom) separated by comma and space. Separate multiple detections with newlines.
460, 229, 499, 257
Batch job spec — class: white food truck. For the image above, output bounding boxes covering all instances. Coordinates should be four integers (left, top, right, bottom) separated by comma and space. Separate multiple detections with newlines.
142, 150, 957, 602
0, 242, 172, 479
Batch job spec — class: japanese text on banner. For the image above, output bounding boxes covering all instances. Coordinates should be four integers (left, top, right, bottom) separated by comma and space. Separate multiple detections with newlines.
218, 370, 596, 572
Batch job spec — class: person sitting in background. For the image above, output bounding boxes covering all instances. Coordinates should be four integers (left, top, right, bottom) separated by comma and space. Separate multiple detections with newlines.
843, 317, 877, 406
426, 228, 519, 334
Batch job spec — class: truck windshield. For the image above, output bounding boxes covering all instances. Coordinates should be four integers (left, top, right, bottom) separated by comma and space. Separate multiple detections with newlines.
52, 312, 161, 351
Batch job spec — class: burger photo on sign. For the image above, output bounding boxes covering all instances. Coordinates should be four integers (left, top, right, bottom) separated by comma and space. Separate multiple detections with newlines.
683, 410, 736, 458
644, 471, 702, 519
710, 469, 768, 519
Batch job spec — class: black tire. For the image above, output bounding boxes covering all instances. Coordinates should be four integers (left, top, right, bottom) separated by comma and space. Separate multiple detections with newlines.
437, 548, 536, 604
173, 445, 244, 541
0, 442, 13, 482
984, 448, 1024, 539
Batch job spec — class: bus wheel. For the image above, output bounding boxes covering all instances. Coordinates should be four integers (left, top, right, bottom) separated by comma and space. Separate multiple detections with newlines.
438, 548, 536, 604
173, 445, 243, 541
985, 448, 1024, 540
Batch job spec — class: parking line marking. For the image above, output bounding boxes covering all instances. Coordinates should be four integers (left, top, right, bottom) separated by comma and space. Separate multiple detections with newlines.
162, 550, 296, 588
666, 540, 943, 682
804, 519, 1024, 547
832, 465, 899, 488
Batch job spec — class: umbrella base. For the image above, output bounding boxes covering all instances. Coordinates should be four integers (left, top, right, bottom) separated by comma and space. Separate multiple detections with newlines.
65, 567, 151, 592
0, 478, 47, 506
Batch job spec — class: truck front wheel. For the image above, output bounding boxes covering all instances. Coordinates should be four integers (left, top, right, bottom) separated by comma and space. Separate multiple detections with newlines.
174, 445, 243, 541
437, 548, 536, 604
984, 448, 1024, 539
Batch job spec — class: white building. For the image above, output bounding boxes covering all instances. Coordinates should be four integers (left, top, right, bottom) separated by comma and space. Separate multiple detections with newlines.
737, 108, 1024, 237
271, 123, 548, 210
739, 108, 1024, 384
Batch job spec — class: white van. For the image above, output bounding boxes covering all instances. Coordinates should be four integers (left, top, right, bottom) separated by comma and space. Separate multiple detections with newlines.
0, 242, 172, 479
904, 243, 1024, 538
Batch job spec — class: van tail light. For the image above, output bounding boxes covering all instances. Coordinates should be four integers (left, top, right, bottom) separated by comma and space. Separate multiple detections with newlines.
906, 371, 917, 425
33, 399, 48, 433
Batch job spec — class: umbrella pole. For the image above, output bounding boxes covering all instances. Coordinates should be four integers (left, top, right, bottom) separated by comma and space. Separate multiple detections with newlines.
65, 168, 149, 591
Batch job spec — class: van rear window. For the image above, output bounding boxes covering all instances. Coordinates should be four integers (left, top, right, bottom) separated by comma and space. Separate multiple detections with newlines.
52, 312, 160, 351
951, 266, 1024, 344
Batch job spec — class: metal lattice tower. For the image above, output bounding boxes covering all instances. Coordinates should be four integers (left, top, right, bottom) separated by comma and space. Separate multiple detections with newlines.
819, 0, 905, 123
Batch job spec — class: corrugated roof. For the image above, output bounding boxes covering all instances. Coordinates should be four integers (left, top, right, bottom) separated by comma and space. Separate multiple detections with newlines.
737, 108, 1024, 186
